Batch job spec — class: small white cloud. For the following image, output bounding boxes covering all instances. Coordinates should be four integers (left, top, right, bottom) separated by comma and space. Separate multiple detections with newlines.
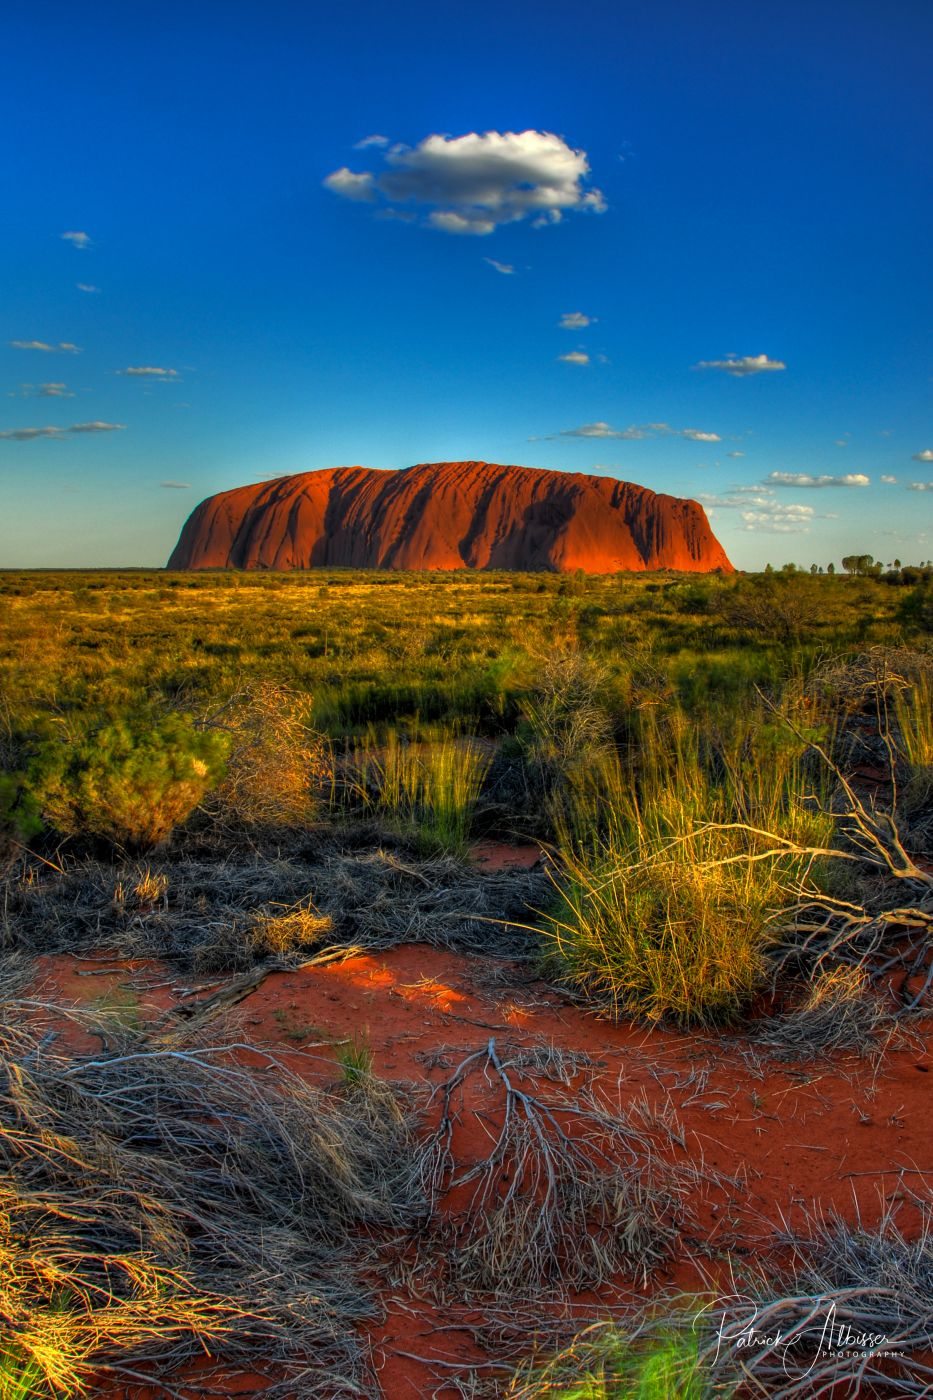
323, 167, 376, 201
0, 426, 64, 441
10, 340, 81, 353
120, 366, 180, 379
558, 351, 590, 365
834, 439, 848, 447
913, 449, 933, 462
741, 503, 816, 533
61, 230, 91, 249
429, 209, 496, 235
76, 283, 99, 293
15, 382, 75, 399
550, 420, 721, 441
768, 471, 870, 488
325, 129, 606, 235
160, 480, 191, 489
694, 353, 786, 376
484, 257, 514, 274
559, 311, 592, 329
881, 474, 897, 484
727, 450, 745, 458
908, 481, 933, 492
353, 134, 390, 149
555, 421, 642, 439
0, 420, 124, 442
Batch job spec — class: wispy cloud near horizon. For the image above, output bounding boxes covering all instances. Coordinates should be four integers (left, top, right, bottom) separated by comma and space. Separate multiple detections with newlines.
546, 420, 722, 442
10, 340, 81, 354
119, 366, 180, 379
16, 382, 76, 399
768, 470, 869, 488
0, 420, 124, 441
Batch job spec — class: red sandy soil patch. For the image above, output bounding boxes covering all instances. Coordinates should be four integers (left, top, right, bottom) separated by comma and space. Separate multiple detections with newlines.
471, 839, 543, 871
22, 947, 933, 1398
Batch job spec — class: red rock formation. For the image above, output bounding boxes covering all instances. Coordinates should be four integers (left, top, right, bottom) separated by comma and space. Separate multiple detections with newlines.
167, 461, 733, 573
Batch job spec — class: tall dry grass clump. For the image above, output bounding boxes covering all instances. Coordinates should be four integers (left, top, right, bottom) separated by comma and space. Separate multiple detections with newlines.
346, 726, 491, 855
542, 705, 834, 1026
207, 681, 329, 829
894, 665, 933, 818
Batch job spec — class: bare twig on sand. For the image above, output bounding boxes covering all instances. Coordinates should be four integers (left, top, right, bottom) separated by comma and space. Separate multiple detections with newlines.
416, 1037, 699, 1296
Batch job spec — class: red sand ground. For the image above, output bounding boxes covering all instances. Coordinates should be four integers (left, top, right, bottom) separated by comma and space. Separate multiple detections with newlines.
23, 847, 932, 1398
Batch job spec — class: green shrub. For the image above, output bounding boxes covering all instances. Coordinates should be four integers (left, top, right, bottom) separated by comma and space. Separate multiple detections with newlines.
31, 711, 229, 851
0, 773, 42, 864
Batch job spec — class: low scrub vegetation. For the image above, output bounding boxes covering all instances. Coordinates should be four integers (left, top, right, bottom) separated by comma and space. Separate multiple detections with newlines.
541, 707, 836, 1025
0, 568, 931, 1394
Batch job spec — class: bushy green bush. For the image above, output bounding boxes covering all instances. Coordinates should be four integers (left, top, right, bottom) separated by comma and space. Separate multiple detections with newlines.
0, 773, 42, 858
30, 710, 229, 851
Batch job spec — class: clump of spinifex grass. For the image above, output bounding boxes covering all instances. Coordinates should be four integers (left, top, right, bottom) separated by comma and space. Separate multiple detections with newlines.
894, 665, 933, 820
345, 726, 491, 856
542, 705, 834, 1026
0, 996, 423, 1396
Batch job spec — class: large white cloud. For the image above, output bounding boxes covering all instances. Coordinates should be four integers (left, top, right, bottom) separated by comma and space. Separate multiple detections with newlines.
694, 353, 786, 376
768, 471, 869, 488
324, 130, 606, 235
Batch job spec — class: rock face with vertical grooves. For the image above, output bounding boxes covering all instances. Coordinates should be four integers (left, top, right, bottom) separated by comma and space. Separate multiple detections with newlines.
167, 461, 733, 573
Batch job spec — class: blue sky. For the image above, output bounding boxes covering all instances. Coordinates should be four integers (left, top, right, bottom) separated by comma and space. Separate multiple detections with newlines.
1, 0, 930, 569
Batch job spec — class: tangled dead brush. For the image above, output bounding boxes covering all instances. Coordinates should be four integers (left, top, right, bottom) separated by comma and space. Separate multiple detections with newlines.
0, 997, 424, 1396
708, 1195, 933, 1397
416, 1038, 701, 1297
204, 681, 330, 830
752, 965, 896, 1061
506, 1195, 933, 1397
1, 845, 548, 973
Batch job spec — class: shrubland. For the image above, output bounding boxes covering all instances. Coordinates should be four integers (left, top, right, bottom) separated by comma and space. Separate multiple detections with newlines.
0, 565, 931, 1396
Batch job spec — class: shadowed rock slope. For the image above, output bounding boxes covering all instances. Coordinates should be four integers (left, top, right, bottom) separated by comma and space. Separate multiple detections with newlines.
167, 461, 733, 573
